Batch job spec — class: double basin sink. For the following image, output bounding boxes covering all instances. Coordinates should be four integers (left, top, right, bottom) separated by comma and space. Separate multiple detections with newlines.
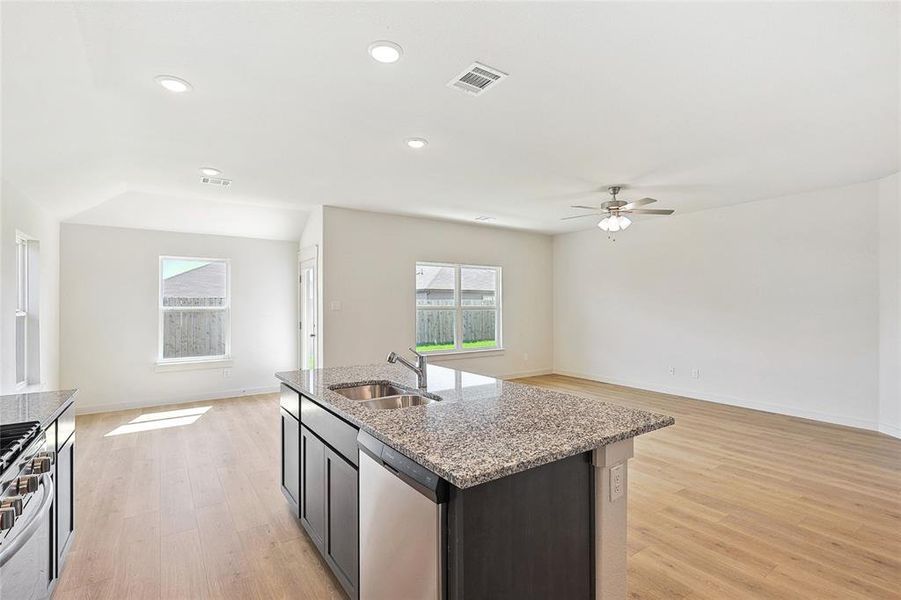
329, 381, 441, 410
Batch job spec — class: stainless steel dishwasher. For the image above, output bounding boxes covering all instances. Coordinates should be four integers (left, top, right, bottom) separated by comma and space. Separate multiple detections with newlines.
358, 431, 448, 600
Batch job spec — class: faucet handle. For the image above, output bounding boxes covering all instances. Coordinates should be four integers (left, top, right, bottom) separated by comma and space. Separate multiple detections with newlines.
408, 347, 427, 365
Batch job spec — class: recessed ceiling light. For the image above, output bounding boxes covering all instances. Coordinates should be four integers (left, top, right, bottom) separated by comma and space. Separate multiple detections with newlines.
154, 75, 192, 93
405, 138, 428, 149
368, 41, 403, 64
199, 167, 221, 177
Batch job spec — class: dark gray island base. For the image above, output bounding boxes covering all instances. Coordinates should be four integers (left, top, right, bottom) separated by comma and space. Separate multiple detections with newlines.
276, 364, 673, 600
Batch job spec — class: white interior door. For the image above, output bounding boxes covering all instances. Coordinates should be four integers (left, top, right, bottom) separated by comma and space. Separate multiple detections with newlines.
299, 254, 318, 370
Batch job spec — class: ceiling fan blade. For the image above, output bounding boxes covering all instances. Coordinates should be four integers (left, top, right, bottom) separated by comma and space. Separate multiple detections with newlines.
620, 197, 657, 210
560, 213, 601, 220
627, 208, 675, 215
570, 205, 602, 210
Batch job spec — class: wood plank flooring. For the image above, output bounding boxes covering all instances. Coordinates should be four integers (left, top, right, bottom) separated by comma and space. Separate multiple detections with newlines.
520, 375, 901, 600
53, 376, 900, 599
53, 394, 346, 600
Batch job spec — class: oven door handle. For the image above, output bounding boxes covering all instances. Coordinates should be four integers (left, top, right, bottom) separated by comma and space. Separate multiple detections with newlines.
0, 473, 54, 567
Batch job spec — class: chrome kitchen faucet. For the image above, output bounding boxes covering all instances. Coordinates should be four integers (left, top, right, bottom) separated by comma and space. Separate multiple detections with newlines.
387, 347, 428, 390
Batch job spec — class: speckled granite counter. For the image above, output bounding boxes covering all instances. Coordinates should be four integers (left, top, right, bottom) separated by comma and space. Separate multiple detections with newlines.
276, 364, 673, 489
0, 389, 77, 429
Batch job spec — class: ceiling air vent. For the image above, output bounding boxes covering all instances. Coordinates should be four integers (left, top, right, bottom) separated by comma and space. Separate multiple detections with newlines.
447, 62, 508, 96
200, 176, 232, 188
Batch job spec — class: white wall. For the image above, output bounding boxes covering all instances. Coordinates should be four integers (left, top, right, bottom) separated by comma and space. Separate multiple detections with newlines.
0, 181, 61, 393
60, 224, 298, 413
67, 190, 308, 242
554, 179, 889, 433
321, 207, 554, 378
878, 173, 900, 437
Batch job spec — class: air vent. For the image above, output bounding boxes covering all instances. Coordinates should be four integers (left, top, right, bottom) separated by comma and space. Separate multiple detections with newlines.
200, 176, 232, 187
447, 62, 508, 96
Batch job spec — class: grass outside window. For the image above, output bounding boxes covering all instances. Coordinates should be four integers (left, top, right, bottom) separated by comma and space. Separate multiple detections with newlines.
415, 340, 498, 353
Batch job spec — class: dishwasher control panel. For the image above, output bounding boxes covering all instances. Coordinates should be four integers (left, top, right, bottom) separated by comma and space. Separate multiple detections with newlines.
358, 430, 448, 501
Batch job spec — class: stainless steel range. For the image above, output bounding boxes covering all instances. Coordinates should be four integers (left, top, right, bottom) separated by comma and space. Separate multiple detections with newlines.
0, 420, 55, 600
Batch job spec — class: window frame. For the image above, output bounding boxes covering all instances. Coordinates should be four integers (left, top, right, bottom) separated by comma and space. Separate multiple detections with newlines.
15, 234, 29, 388
158, 255, 232, 364
415, 261, 503, 355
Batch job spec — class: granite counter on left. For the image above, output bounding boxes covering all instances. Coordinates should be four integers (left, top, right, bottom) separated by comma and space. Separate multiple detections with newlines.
0, 389, 77, 428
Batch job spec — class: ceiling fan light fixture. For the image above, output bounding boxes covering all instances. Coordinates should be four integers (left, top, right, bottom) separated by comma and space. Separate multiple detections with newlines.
607, 216, 621, 232
598, 217, 610, 231
619, 216, 632, 230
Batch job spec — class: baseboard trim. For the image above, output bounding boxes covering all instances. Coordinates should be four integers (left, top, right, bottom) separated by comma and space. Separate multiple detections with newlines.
74, 385, 281, 415
498, 368, 553, 380
552, 369, 889, 435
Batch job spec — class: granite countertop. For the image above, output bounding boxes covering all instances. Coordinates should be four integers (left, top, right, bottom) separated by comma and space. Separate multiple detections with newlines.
276, 364, 673, 489
0, 389, 77, 429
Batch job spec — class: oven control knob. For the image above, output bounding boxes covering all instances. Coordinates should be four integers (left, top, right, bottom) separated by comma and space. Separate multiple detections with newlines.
31, 456, 51, 474
0, 496, 23, 516
0, 507, 15, 531
36, 451, 55, 465
15, 475, 39, 494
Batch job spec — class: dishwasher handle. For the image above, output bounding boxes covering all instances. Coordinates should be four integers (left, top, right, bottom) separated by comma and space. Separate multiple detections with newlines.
358, 430, 448, 503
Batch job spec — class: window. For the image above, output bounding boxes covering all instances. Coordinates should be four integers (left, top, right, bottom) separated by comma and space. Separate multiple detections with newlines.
15, 233, 40, 387
159, 257, 230, 362
415, 262, 501, 353
15, 236, 28, 386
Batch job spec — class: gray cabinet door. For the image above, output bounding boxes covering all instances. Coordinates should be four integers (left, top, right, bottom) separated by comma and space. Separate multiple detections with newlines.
56, 433, 74, 570
300, 425, 326, 551
326, 448, 358, 597
281, 409, 300, 515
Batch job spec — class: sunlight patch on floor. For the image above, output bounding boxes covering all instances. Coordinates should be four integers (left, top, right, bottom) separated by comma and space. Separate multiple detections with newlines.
131, 405, 211, 423
104, 406, 212, 436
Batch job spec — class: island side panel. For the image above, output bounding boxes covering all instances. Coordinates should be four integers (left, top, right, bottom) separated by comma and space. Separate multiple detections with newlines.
446, 452, 593, 600
592, 438, 634, 600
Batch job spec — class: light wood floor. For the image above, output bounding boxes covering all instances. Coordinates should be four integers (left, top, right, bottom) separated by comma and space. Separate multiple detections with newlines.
53, 376, 900, 600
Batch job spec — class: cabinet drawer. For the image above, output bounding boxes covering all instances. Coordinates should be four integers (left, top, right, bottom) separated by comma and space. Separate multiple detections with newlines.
56, 402, 75, 449
280, 385, 300, 420
300, 396, 358, 466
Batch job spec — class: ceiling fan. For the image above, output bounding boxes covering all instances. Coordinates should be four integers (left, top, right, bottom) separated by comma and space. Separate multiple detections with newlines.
561, 186, 675, 233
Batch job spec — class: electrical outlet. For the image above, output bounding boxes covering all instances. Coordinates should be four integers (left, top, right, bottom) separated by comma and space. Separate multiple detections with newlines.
668, 366, 675, 376
692, 368, 700, 379
329, 300, 342, 311
223, 368, 231, 377
609, 464, 624, 501
523, 352, 529, 361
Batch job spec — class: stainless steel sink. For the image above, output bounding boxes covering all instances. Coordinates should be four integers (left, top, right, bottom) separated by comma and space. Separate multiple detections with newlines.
360, 395, 437, 410
329, 382, 412, 401
329, 381, 442, 409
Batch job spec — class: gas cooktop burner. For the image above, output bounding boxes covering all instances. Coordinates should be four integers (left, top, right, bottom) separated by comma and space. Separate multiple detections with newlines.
0, 421, 40, 472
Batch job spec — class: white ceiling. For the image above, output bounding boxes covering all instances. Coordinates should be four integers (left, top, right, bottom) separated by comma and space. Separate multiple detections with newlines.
2, 1, 898, 238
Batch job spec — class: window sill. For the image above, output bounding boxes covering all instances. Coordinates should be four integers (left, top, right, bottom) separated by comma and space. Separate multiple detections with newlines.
421, 348, 505, 360
155, 358, 233, 372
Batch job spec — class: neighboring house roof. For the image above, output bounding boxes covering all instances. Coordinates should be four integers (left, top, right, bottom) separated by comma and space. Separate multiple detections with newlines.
416, 266, 496, 292
163, 262, 226, 298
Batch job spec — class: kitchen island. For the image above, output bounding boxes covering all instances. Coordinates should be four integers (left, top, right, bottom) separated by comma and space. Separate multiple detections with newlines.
276, 363, 673, 600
